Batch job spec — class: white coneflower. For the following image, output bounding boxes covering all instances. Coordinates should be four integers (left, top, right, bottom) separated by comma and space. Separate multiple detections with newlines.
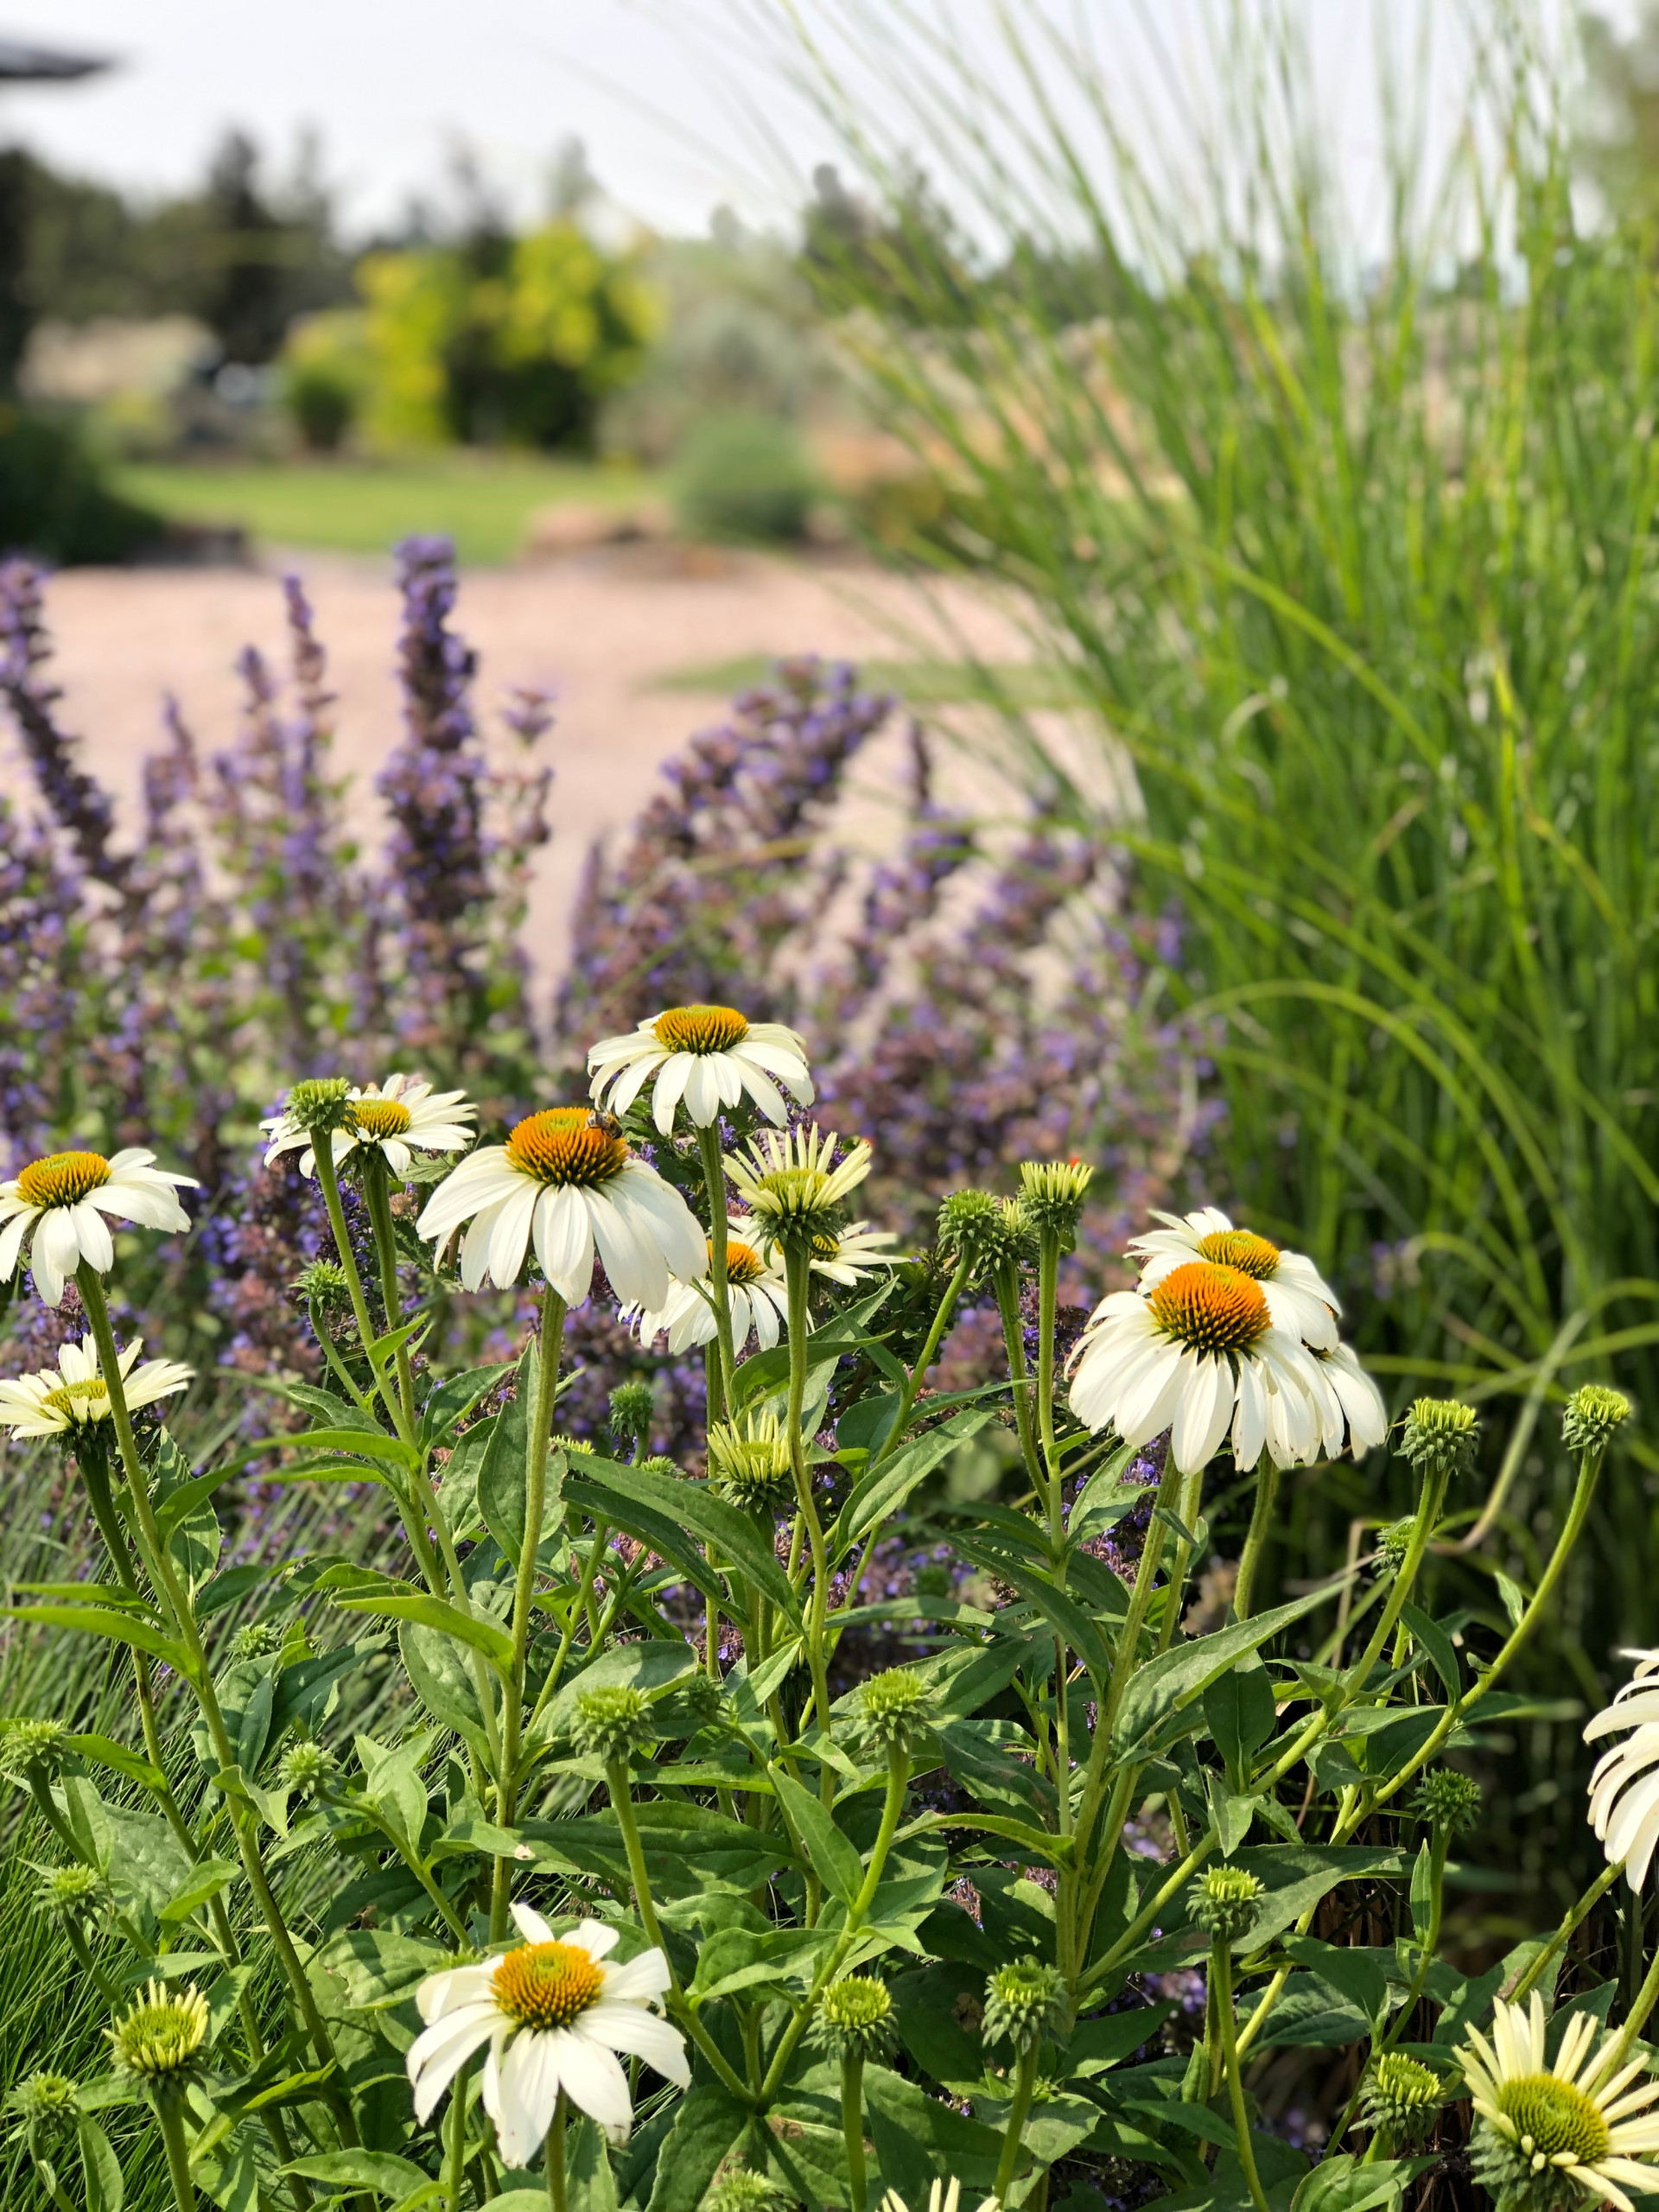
623, 1220, 793, 1355
588, 1006, 813, 1135
263, 1072, 475, 1181
0, 1335, 193, 1439
406, 1904, 688, 2163
1303, 1338, 1389, 1460
416, 1108, 703, 1308
1460, 1992, 1659, 2212
809, 1220, 900, 1286
725, 1124, 874, 1251
1067, 1260, 1322, 1473
1586, 1651, 1659, 1888
880, 2182, 999, 2212
0, 1148, 196, 1307
1128, 1207, 1341, 1352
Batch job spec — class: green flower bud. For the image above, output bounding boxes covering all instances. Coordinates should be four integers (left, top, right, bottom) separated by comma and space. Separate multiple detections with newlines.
937, 1191, 1033, 1279
608, 1378, 657, 1449
574, 1682, 653, 1764
1397, 1398, 1478, 1483
109, 1980, 209, 2086
1562, 1384, 1631, 1457
639, 1454, 682, 1480
982, 1956, 1067, 2054
1409, 1768, 1481, 1836
0, 1717, 72, 1782
1362, 2051, 1443, 2145
1192, 1865, 1265, 1942
707, 1409, 795, 1509
277, 1740, 338, 1798
1376, 1516, 1419, 1573
293, 1258, 353, 1309
1017, 1160, 1094, 1244
10, 2071, 79, 2130
230, 1620, 283, 1662
36, 1862, 102, 1918
283, 1077, 353, 1137
814, 1975, 895, 2061
702, 2171, 785, 2212
859, 1668, 932, 1750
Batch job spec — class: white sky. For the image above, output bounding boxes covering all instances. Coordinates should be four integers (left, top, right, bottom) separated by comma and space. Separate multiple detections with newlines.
0, 0, 1605, 244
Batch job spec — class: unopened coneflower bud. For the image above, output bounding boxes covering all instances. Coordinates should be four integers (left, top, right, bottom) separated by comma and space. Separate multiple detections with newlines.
1376, 1516, 1419, 1573
982, 1957, 1066, 2053
9, 2071, 79, 2128
638, 1454, 682, 1480
109, 1980, 209, 2087
703, 2171, 784, 2212
937, 1191, 1033, 1279
282, 1077, 353, 1137
277, 1741, 338, 1798
1017, 1160, 1094, 1244
815, 1975, 895, 2061
707, 1408, 795, 1509
1397, 1397, 1479, 1483
574, 1682, 653, 1764
608, 1377, 656, 1449
1362, 2051, 1443, 2145
859, 1668, 932, 1750
230, 1620, 283, 1662
292, 1258, 352, 1311
725, 1125, 873, 1252
1192, 1865, 1265, 1942
1563, 1384, 1631, 1458
0, 1717, 71, 1782
1410, 1768, 1481, 1836
36, 1862, 102, 1918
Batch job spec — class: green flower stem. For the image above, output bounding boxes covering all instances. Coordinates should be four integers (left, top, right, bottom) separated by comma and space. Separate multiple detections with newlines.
544, 2091, 567, 2212
445, 2057, 471, 2211
529, 1513, 613, 1737
1232, 1459, 1280, 1623
604, 1760, 754, 2105
1339, 1466, 1447, 1695
312, 1141, 410, 1445
1211, 1940, 1270, 2212
306, 1296, 373, 1412
1508, 1858, 1626, 2005
367, 1809, 468, 1940
760, 1743, 911, 2105
61, 1916, 119, 2006
868, 1254, 972, 1475
156, 2094, 197, 2212
75, 1267, 352, 2111
492, 1286, 568, 1943
1331, 1827, 1452, 2148
1601, 1917, 1659, 2079
991, 2044, 1039, 2205
697, 1126, 738, 1421
994, 1258, 1046, 1493
783, 1244, 836, 1792
842, 2050, 868, 2212
1157, 1465, 1206, 1655
361, 1155, 418, 1434
1077, 1827, 1219, 1996
1035, 1229, 1060, 1484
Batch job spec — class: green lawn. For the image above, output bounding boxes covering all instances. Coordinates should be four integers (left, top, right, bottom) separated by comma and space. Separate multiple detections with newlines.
652, 653, 1080, 705
111, 453, 660, 565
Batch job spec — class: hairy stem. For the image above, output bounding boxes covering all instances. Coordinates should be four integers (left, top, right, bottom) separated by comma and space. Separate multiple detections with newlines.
991, 2045, 1039, 2205
697, 1126, 737, 1421
1232, 1459, 1280, 1623
1211, 1942, 1270, 2212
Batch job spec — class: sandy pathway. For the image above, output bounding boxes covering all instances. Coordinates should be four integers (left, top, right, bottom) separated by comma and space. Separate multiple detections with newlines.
10, 547, 1031, 965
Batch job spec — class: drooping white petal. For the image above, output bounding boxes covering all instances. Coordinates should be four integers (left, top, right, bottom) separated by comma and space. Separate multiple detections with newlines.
489, 2026, 564, 2167
577, 2001, 690, 2087
543, 2025, 632, 2136
70, 1201, 115, 1274
650, 1053, 694, 1135
535, 1184, 596, 1304
408, 2003, 500, 2123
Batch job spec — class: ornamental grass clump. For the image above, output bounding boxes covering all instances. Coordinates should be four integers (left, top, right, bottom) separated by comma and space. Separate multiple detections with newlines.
0, 1000, 1651, 2212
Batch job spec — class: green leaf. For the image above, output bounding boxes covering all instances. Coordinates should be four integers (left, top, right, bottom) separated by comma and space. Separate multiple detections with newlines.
313, 1928, 450, 2011
158, 1857, 238, 1926
479, 1340, 558, 1563
952, 1534, 1116, 1685
67, 1733, 163, 1791
537, 1641, 696, 1743
1281, 1939, 1392, 2024
149, 1428, 222, 1588
399, 1620, 493, 1762
76, 2115, 124, 2212
1495, 1572, 1526, 1631
2, 1603, 189, 1672
1291, 2154, 1438, 2212
643, 2083, 753, 2212
282, 2151, 433, 2197
194, 1563, 280, 1621
334, 1586, 514, 1670
420, 1360, 510, 1451
1111, 1590, 1335, 1756
102, 1806, 194, 1916
355, 1732, 431, 1854
1239, 1974, 1373, 2050
1410, 1840, 1434, 1942
236, 1671, 275, 1777
1206, 1775, 1258, 1858
1202, 1656, 1276, 1789
773, 1770, 864, 1904
1400, 1605, 1461, 1697
271, 1426, 421, 1472
1069, 1442, 1144, 1543
864, 2064, 1003, 2201
571, 1452, 803, 1625
831, 1409, 997, 1557
561, 1465, 716, 1602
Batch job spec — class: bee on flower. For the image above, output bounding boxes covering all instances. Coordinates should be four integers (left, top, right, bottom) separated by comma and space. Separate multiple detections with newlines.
263, 1072, 475, 1181
588, 1005, 813, 1135
0, 1335, 193, 1440
0, 1147, 195, 1307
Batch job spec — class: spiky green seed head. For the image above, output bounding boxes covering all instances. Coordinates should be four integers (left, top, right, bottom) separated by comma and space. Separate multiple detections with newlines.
1362, 2051, 1443, 2145
276, 1740, 337, 1797
639, 1454, 682, 1480
36, 1862, 101, 1918
293, 1258, 352, 1309
1562, 1385, 1632, 1457
230, 1620, 283, 1662
1410, 1768, 1482, 1836
1397, 1398, 1479, 1482
1469, 2081, 1611, 2212
706, 1409, 795, 1510
815, 1975, 895, 2061
1017, 1160, 1094, 1243
702, 2171, 785, 2212
982, 1956, 1067, 2054
10, 2071, 79, 2129
1193, 1865, 1266, 1942
859, 1668, 932, 1749
608, 1378, 657, 1448
937, 1191, 1033, 1278
1376, 1516, 1419, 1572
283, 1077, 353, 1137
109, 1980, 208, 2082
0, 1717, 71, 1782
574, 1682, 653, 1764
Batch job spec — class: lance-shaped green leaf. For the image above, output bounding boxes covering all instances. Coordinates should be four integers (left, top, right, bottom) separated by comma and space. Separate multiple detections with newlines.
477, 1338, 543, 1560
952, 1534, 1116, 1686
1399, 1603, 1461, 1698
2, 1602, 190, 1672
333, 1585, 514, 1671
831, 1408, 996, 1559
419, 1358, 512, 1451
1110, 1587, 1337, 1758
567, 1451, 802, 1624
67, 1732, 164, 1791
561, 1465, 717, 1604
158, 1857, 238, 1926
772, 1770, 864, 1904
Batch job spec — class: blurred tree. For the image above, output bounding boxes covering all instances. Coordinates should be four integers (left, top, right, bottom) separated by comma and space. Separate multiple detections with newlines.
799, 160, 977, 326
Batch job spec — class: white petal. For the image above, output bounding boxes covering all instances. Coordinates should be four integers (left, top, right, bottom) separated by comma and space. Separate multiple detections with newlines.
486, 1180, 541, 1290
578, 2002, 690, 2088
510, 1903, 557, 1948
588, 1186, 666, 1313
682, 1058, 721, 1127
70, 1202, 115, 1273
566, 1920, 621, 1961
546, 2027, 632, 2135
651, 1055, 693, 1135
490, 2029, 563, 2169
535, 1185, 595, 1305
0, 1208, 34, 1281
408, 2005, 499, 2124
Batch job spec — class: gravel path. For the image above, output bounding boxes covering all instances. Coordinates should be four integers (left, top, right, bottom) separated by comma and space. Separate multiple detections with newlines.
12, 546, 1030, 966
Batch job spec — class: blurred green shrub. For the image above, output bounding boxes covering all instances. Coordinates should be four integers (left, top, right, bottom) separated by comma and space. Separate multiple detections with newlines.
0, 405, 160, 563
671, 410, 818, 542
280, 308, 372, 451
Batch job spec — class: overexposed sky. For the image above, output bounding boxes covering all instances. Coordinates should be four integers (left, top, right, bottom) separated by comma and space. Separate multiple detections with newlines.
0, 0, 1601, 245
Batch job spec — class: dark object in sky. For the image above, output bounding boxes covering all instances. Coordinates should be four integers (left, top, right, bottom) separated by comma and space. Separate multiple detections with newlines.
0, 36, 111, 81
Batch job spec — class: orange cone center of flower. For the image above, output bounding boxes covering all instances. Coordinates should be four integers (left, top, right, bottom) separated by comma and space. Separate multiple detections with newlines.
653, 1004, 749, 1054
42, 1378, 110, 1419
506, 1109, 628, 1187
719, 1238, 766, 1285
16, 1151, 112, 1209
1196, 1228, 1281, 1279
491, 1940, 603, 2030
350, 1098, 413, 1141
1147, 1262, 1271, 1355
